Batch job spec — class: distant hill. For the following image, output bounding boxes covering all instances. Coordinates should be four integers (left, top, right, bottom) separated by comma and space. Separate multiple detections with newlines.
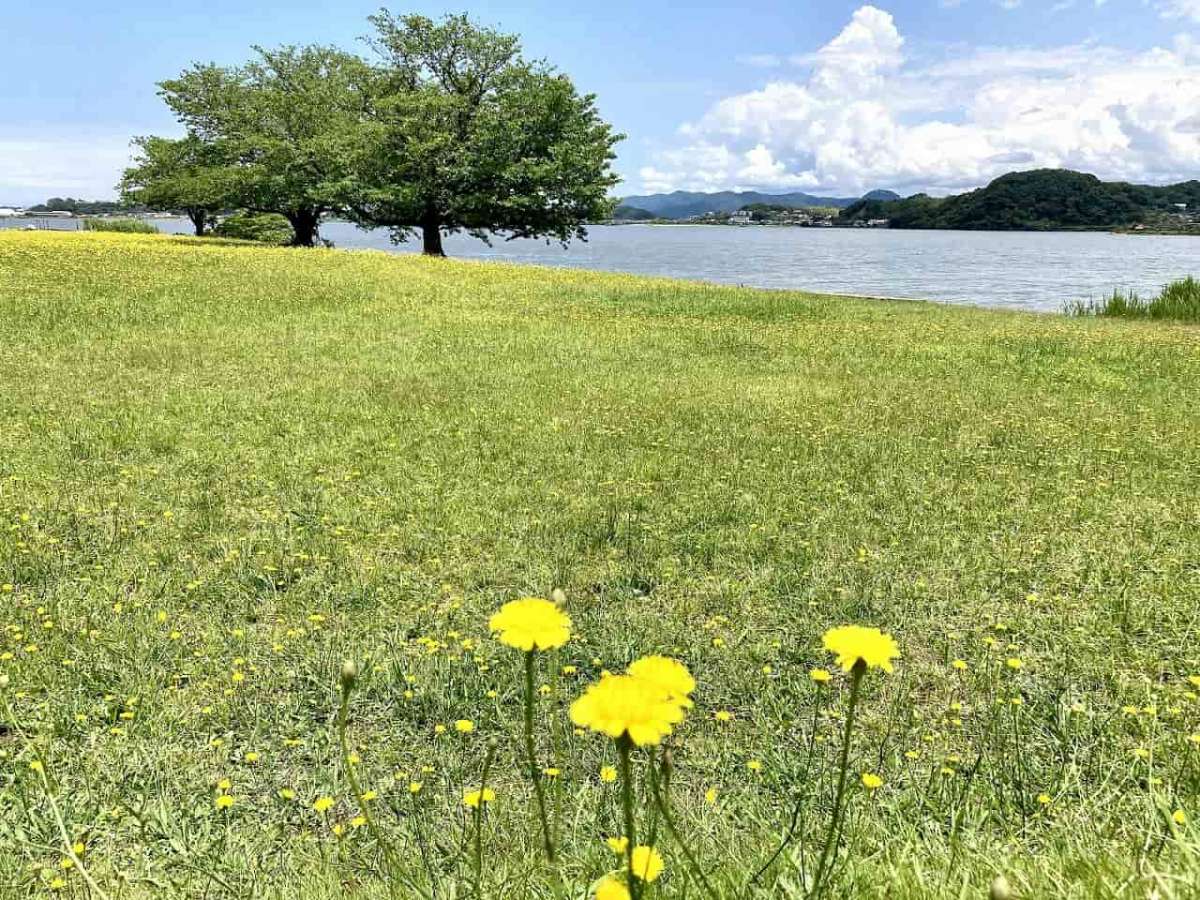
838, 170, 1200, 230
619, 188, 898, 219
611, 204, 659, 221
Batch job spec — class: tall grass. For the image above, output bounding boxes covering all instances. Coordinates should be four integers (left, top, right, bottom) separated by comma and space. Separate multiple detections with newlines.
82, 217, 159, 234
1067, 276, 1200, 321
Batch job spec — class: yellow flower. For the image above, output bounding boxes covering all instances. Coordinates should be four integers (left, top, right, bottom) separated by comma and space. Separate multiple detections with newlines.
747, 759, 762, 772
822, 626, 900, 673
570, 675, 685, 746
809, 668, 831, 683
630, 845, 664, 882
215, 794, 234, 809
1006, 657, 1023, 670
1037, 793, 1052, 805
606, 836, 629, 854
313, 796, 335, 813
455, 719, 474, 733
627, 655, 695, 707
704, 786, 718, 804
600, 765, 618, 783
713, 710, 733, 723
951, 659, 968, 671
1174, 809, 1188, 826
488, 598, 571, 651
463, 787, 496, 808
861, 772, 883, 790
595, 876, 631, 900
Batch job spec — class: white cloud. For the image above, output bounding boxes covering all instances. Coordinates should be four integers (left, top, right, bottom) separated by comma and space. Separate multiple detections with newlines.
0, 132, 135, 204
1160, 0, 1200, 22
639, 5, 1200, 196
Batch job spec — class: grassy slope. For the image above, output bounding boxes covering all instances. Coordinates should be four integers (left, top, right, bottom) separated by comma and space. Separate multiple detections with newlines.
1, 231, 1200, 898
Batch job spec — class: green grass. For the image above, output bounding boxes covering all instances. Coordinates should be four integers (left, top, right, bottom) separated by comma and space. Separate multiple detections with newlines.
81, 217, 160, 234
2, 231, 1200, 899
1067, 275, 1200, 322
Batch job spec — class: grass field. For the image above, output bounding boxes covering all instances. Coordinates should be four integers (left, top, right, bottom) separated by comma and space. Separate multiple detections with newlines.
2, 231, 1200, 899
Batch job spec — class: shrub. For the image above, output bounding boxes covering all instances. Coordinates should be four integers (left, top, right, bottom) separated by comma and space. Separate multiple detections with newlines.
212, 212, 293, 245
82, 217, 159, 234
1068, 276, 1200, 322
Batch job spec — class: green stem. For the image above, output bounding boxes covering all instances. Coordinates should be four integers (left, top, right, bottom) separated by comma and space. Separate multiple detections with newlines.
810, 663, 864, 898
523, 651, 556, 861
648, 749, 720, 900
750, 682, 826, 887
338, 681, 409, 897
474, 741, 497, 897
618, 735, 641, 900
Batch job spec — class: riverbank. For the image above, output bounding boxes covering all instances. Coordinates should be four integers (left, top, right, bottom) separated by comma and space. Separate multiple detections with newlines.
2, 231, 1200, 898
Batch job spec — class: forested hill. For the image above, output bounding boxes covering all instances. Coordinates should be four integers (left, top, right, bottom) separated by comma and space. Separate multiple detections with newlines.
838, 170, 1200, 230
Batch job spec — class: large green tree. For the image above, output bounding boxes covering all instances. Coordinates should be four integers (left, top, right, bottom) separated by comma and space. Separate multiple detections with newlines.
347, 13, 622, 256
158, 46, 372, 246
119, 135, 231, 236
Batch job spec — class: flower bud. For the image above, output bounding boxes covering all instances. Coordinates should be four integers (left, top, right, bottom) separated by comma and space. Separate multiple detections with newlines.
551, 587, 567, 607
989, 875, 1011, 900
339, 660, 358, 692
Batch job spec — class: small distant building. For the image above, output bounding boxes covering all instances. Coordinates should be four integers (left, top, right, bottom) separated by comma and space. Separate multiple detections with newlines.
866, 218, 890, 228
1175, 203, 1188, 210
0, 208, 16, 218
730, 210, 754, 224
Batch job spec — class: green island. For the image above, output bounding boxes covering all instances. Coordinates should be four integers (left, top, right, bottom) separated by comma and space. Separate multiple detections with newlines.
2, 229, 1200, 898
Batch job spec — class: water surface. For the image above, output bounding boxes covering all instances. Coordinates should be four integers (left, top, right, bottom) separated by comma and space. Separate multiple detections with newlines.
150, 218, 1200, 312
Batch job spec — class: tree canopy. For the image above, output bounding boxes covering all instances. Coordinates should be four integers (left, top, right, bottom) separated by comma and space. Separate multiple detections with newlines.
345, 13, 621, 255
157, 45, 373, 246
131, 12, 621, 254
119, 135, 232, 236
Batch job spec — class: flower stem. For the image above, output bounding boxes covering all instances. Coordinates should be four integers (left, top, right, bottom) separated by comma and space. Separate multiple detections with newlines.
648, 748, 720, 900
618, 735, 641, 900
338, 675, 407, 896
473, 741, 497, 897
810, 662, 864, 898
523, 650, 556, 861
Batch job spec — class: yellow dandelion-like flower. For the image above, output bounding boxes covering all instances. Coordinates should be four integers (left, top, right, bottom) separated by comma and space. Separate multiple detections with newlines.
626, 655, 695, 708
463, 787, 496, 808
215, 794, 234, 810
822, 626, 900, 673
313, 796, 335, 813
600, 765, 618, 783
1174, 809, 1188, 826
455, 719, 474, 733
714, 710, 733, 723
630, 846, 664, 882
1006, 658, 1023, 670
408, 781, 423, 794
570, 675, 685, 746
809, 668, 831, 684
606, 836, 629, 854
861, 772, 883, 790
951, 659, 968, 671
595, 876, 630, 900
1037, 793, 1052, 805
488, 598, 571, 651
704, 786, 719, 804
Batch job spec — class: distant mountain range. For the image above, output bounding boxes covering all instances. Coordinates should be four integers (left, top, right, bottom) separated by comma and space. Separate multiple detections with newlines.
838, 169, 1200, 231
616, 188, 900, 220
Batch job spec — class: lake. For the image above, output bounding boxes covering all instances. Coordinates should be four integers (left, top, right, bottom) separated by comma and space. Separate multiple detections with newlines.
138, 218, 1200, 312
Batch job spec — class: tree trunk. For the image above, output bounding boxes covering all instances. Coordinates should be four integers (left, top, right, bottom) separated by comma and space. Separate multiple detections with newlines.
421, 210, 445, 257
188, 209, 208, 237
287, 209, 320, 247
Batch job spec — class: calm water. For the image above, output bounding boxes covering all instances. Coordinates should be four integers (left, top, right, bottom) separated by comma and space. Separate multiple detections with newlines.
148, 218, 1200, 312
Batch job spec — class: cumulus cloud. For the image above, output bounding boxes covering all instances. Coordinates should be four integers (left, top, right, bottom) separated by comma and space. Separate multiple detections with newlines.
638, 5, 1200, 196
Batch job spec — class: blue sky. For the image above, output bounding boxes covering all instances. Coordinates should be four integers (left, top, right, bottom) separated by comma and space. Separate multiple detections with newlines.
4, 1, 1200, 203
